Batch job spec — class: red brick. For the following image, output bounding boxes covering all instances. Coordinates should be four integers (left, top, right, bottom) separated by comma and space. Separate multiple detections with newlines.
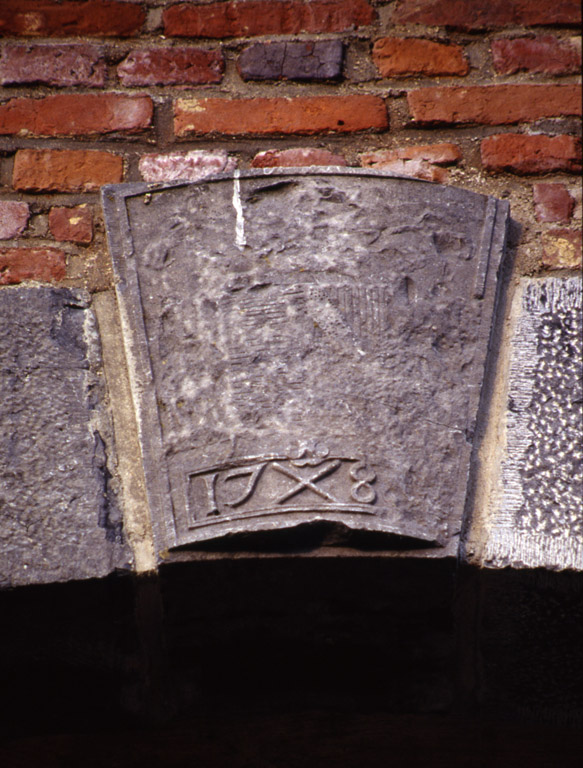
481, 134, 582, 175
139, 150, 236, 182
373, 38, 468, 77
533, 183, 575, 223
408, 85, 581, 125
0, 94, 152, 138
393, 0, 581, 30
360, 143, 461, 165
251, 148, 347, 167
174, 96, 387, 137
0, 247, 66, 285
541, 229, 582, 269
0, 1, 145, 37
361, 157, 449, 183
49, 206, 93, 244
13, 149, 123, 193
0, 44, 106, 87
492, 36, 582, 75
0, 202, 30, 240
117, 48, 224, 87
163, 0, 375, 38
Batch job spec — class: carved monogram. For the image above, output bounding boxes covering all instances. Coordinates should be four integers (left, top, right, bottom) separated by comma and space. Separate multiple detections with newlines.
185, 443, 377, 528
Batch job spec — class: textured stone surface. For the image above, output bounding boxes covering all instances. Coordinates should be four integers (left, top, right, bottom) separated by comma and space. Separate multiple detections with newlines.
139, 150, 236, 183
13, 149, 123, 192
0, 201, 29, 240
0, 0, 145, 37
541, 229, 582, 269
117, 47, 224, 86
481, 134, 582, 174
0, 247, 66, 285
49, 205, 93, 244
0, 44, 106, 87
238, 40, 343, 81
491, 35, 582, 75
408, 85, 582, 125
0, 94, 152, 137
533, 183, 575, 223
103, 170, 508, 556
468, 278, 582, 570
163, 1, 375, 38
373, 38, 468, 77
0, 286, 130, 586
174, 95, 388, 136
251, 148, 347, 167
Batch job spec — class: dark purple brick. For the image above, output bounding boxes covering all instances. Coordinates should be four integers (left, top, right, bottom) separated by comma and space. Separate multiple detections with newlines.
237, 39, 343, 81
0, 44, 106, 87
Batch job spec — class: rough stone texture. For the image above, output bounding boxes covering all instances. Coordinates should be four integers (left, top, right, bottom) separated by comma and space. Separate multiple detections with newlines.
49, 205, 93, 244
0, 247, 66, 285
533, 183, 576, 223
491, 35, 582, 75
0, 94, 152, 138
469, 278, 582, 570
0, 286, 130, 586
117, 47, 224, 86
372, 38, 468, 77
408, 85, 582, 125
541, 229, 582, 269
392, 0, 582, 30
0, 0, 145, 37
163, 1, 375, 38
252, 148, 347, 167
238, 40, 343, 81
481, 134, 582, 174
174, 96, 388, 137
103, 170, 508, 557
13, 149, 123, 193
0, 201, 29, 240
138, 150, 236, 183
0, 44, 106, 87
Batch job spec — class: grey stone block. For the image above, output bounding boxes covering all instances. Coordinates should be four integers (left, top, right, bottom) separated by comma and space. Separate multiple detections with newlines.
237, 40, 343, 81
102, 169, 508, 557
0, 286, 131, 586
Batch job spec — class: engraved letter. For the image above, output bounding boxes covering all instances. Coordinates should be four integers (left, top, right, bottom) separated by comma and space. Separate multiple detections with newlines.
223, 463, 266, 507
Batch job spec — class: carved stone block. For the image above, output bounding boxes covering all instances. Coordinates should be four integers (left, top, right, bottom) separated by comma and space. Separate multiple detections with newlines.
102, 169, 509, 556
0, 286, 130, 586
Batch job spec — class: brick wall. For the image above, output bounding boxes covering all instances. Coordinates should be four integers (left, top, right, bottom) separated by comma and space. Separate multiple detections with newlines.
0, 0, 580, 289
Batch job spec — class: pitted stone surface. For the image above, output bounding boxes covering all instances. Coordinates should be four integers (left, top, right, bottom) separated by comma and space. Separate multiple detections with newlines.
103, 170, 508, 555
0, 286, 130, 586
475, 277, 582, 570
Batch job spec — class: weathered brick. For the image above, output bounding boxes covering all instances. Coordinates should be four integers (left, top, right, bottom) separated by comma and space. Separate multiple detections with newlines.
163, 0, 375, 38
0, 202, 30, 240
372, 38, 468, 77
360, 143, 462, 165
541, 229, 582, 269
139, 150, 236, 182
0, 1, 145, 37
251, 148, 347, 167
174, 95, 387, 137
533, 183, 576, 223
0, 44, 106, 87
49, 206, 93, 244
481, 134, 582, 175
492, 36, 582, 75
238, 40, 343, 81
0, 247, 66, 285
362, 157, 449, 183
0, 94, 152, 138
408, 85, 581, 125
13, 149, 123, 193
392, 0, 581, 30
118, 48, 224, 86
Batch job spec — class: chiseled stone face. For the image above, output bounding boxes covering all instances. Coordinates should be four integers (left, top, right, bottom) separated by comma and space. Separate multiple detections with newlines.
0, 286, 130, 586
103, 170, 508, 556
473, 277, 582, 571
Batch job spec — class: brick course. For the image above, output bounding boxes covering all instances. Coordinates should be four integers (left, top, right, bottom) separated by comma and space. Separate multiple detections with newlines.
49, 206, 93, 244
0, 44, 106, 87
0, 0, 145, 37
491, 36, 582, 75
117, 48, 224, 86
13, 150, 124, 192
238, 40, 343, 81
533, 184, 575, 223
481, 134, 582, 174
0, 202, 30, 240
252, 148, 347, 167
373, 38, 468, 77
0, 247, 66, 285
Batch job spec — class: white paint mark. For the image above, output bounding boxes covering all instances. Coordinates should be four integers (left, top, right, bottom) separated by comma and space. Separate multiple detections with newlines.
232, 170, 246, 250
